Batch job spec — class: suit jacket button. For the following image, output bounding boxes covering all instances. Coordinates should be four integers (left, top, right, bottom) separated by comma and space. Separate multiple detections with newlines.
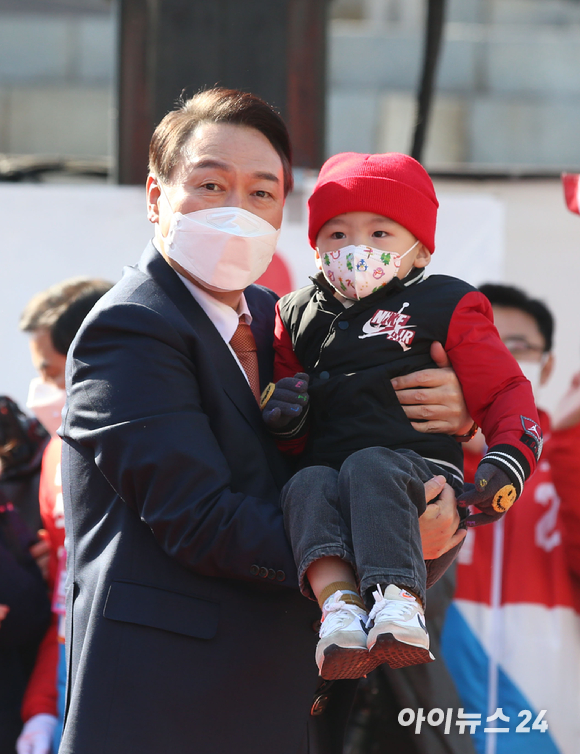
276, 570, 286, 582
259, 567, 268, 578
250, 565, 259, 576
268, 569, 276, 580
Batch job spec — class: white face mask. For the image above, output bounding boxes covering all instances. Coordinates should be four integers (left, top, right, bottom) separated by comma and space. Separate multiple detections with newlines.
163, 206, 280, 292
26, 377, 66, 437
518, 358, 545, 400
319, 241, 419, 301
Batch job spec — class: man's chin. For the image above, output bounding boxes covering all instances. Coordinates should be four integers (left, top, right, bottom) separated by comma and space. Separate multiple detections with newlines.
164, 256, 244, 303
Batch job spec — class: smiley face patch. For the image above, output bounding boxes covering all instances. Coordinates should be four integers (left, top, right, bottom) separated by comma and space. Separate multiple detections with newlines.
492, 484, 517, 513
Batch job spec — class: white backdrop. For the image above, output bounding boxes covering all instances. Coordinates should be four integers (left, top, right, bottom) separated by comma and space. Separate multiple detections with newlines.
0, 181, 520, 413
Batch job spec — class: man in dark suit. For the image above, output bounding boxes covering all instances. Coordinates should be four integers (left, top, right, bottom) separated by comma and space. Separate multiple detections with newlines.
59, 88, 466, 754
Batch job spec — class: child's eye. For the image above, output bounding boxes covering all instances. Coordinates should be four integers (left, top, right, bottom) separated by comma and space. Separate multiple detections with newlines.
372, 230, 389, 238
330, 231, 346, 240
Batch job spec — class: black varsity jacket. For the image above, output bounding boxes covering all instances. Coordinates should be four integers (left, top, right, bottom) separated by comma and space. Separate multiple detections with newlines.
273, 268, 542, 495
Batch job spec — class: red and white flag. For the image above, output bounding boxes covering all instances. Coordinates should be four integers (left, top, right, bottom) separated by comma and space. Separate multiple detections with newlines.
562, 172, 580, 215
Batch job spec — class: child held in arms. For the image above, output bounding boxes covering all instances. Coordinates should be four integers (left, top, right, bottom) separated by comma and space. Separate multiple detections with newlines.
261, 152, 542, 680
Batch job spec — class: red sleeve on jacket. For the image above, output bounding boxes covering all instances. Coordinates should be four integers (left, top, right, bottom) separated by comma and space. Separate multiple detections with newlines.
21, 436, 65, 721
38, 437, 65, 593
273, 301, 305, 382
272, 301, 309, 455
445, 291, 541, 494
546, 421, 580, 581
21, 614, 59, 721
462, 444, 481, 485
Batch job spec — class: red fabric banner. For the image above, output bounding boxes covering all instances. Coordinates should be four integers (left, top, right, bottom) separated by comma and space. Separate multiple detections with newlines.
562, 172, 580, 215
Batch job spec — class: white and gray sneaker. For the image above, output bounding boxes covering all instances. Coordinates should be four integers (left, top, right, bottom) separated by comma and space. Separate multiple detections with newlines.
315, 591, 372, 680
366, 584, 435, 669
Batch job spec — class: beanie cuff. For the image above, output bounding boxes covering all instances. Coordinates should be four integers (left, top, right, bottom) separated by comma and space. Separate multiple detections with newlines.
308, 176, 437, 253
307, 153, 439, 254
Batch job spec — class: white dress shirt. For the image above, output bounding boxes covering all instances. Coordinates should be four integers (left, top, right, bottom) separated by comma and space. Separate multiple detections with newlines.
152, 238, 253, 384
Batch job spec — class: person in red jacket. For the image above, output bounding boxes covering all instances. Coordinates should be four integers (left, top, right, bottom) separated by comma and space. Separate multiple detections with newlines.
442, 283, 580, 754
263, 153, 541, 681
16, 278, 112, 754
548, 370, 580, 594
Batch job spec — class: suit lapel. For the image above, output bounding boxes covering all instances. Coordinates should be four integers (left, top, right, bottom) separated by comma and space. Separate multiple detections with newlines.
138, 244, 286, 484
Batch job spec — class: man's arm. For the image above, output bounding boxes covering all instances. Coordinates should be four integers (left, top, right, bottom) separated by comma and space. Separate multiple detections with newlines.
63, 301, 299, 586
391, 341, 474, 436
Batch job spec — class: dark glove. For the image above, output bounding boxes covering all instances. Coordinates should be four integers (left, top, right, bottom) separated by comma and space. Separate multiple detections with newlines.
457, 462, 517, 527
262, 373, 310, 430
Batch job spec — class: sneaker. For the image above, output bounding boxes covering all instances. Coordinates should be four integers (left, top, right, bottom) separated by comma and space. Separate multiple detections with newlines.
366, 584, 435, 669
315, 591, 373, 680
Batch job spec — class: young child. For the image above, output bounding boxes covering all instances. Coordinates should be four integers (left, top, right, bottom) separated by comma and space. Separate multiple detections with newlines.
262, 152, 542, 681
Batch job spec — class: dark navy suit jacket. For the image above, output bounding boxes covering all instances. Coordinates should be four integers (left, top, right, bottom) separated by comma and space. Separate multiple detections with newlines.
59, 244, 326, 754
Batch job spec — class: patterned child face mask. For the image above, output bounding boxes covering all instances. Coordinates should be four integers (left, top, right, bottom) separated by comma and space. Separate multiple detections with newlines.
319, 241, 419, 300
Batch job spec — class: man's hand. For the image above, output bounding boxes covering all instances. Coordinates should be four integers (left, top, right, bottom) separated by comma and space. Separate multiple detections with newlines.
0, 604, 9, 626
458, 463, 515, 527
552, 370, 580, 431
391, 341, 473, 436
262, 373, 309, 430
420, 475, 466, 559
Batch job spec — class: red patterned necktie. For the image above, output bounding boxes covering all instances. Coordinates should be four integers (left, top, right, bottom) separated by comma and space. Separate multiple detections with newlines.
229, 320, 261, 403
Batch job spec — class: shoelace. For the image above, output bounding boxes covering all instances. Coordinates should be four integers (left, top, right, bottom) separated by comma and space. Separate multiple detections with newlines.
366, 585, 415, 628
320, 591, 366, 638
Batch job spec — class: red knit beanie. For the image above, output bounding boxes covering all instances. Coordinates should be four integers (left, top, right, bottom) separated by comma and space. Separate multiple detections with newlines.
307, 152, 439, 253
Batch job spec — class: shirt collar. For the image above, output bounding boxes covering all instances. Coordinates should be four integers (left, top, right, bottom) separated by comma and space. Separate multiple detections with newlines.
176, 272, 252, 344
151, 239, 252, 342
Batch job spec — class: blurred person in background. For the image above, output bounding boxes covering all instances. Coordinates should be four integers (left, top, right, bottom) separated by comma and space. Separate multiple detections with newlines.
14, 278, 112, 754
548, 366, 580, 589
0, 397, 49, 534
442, 283, 580, 754
0, 397, 51, 586
0, 488, 50, 754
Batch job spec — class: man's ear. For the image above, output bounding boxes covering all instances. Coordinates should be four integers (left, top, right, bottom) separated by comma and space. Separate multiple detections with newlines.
413, 244, 431, 269
146, 175, 161, 225
540, 352, 554, 386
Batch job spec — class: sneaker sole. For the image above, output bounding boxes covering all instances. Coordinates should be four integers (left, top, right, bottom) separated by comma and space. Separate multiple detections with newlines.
369, 633, 435, 669
318, 645, 378, 680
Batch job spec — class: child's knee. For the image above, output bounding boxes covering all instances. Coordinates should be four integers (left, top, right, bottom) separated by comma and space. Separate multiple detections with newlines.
281, 464, 338, 513
340, 446, 411, 483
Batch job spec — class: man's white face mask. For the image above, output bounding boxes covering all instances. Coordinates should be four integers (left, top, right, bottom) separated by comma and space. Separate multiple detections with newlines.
26, 377, 66, 437
163, 205, 280, 292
